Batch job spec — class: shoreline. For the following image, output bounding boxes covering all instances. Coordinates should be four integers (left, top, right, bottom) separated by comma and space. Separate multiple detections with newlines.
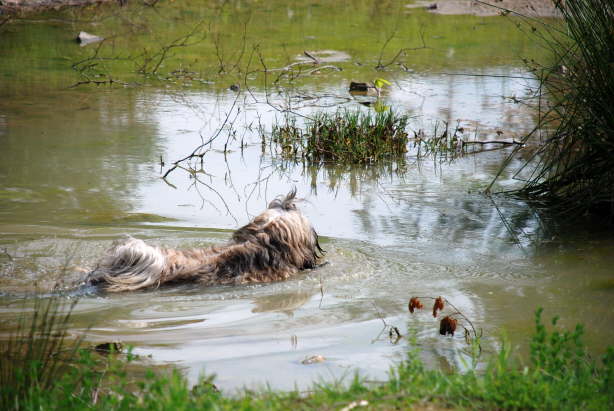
0, 0, 115, 16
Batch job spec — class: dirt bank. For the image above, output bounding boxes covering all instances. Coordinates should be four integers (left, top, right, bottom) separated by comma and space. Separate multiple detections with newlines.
0, 0, 115, 16
407, 0, 561, 18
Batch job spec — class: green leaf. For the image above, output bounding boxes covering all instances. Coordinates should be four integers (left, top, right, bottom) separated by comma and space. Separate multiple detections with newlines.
374, 78, 392, 89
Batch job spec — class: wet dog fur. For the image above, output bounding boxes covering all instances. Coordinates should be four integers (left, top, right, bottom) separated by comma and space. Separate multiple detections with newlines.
86, 190, 323, 292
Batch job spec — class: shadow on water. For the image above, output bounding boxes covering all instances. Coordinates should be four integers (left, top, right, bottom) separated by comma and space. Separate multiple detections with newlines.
1, 0, 613, 392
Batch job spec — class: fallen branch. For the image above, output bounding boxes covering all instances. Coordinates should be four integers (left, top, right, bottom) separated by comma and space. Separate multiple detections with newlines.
303, 50, 320, 64
162, 91, 241, 179
462, 140, 524, 146
375, 25, 428, 70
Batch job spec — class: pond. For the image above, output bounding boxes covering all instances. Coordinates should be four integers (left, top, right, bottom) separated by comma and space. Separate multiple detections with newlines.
1, 0, 613, 392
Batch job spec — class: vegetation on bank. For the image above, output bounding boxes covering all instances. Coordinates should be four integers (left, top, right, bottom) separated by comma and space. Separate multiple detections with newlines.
2, 296, 613, 410
490, 0, 614, 220
268, 110, 409, 164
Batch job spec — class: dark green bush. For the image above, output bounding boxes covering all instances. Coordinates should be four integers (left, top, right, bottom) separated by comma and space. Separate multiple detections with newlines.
491, 0, 614, 220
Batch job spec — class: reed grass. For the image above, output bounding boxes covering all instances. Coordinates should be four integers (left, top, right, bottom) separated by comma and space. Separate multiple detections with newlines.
269, 110, 409, 164
490, 0, 614, 220
412, 121, 465, 159
0, 296, 80, 410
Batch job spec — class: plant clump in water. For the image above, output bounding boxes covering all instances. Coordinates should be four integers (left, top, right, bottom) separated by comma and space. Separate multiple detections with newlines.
490, 0, 614, 220
269, 110, 409, 164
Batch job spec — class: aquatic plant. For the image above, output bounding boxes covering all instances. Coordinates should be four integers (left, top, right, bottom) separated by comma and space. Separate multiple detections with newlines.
269, 109, 410, 164
408, 295, 482, 349
489, 0, 614, 220
412, 121, 523, 160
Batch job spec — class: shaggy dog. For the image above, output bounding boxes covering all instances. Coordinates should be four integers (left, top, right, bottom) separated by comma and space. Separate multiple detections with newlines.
86, 190, 323, 292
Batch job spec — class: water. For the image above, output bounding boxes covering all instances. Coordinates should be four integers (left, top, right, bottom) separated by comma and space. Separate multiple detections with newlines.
1, 0, 613, 392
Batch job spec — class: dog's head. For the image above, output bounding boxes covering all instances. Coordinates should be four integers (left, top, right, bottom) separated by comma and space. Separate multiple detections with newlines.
232, 190, 324, 267
267, 188, 298, 211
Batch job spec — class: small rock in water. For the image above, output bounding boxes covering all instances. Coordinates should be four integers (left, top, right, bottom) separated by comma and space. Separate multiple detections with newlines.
301, 354, 326, 365
349, 81, 378, 97
76, 31, 104, 47
94, 342, 123, 354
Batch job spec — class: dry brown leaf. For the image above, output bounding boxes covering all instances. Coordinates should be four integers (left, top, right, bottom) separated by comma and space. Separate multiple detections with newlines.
439, 316, 457, 336
408, 297, 424, 313
432, 296, 445, 317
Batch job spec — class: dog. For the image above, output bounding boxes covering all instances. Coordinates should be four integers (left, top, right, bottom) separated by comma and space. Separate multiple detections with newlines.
86, 190, 323, 292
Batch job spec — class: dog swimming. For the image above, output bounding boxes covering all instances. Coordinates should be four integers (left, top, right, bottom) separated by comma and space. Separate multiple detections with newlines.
85, 190, 323, 292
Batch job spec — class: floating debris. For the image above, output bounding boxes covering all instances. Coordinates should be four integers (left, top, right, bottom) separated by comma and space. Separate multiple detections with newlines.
439, 316, 457, 336
301, 354, 326, 365
341, 400, 369, 411
76, 31, 104, 47
94, 342, 123, 354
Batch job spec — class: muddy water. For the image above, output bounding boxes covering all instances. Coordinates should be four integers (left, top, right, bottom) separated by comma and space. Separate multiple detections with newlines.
1, 0, 613, 392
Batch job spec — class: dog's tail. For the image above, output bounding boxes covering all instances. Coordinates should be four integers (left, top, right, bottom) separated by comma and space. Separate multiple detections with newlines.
86, 237, 167, 292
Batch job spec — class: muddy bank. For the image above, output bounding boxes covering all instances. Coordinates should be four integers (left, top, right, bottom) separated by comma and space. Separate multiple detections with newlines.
408, 0, 561, 18
0, 0, 114, 15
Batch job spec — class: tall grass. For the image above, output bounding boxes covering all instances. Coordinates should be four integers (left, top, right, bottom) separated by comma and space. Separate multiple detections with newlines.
0, 296, 81, 410
0, 294, 144, 410
269, 110, 409, 164
490, 0, 614, 220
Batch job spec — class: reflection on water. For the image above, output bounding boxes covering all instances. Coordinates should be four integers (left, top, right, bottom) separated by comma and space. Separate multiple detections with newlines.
1, 0, 613, 393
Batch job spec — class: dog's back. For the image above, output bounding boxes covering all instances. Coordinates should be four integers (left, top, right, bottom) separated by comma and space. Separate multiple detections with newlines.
87, 191, 323, 292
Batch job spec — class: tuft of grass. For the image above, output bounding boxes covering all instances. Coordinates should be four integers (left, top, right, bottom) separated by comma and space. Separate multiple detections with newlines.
0, 296, 80, 410
412, 121, 465, 159
269, 110, 410, 164
0, 294, 141, 410
490, 0, 614, 220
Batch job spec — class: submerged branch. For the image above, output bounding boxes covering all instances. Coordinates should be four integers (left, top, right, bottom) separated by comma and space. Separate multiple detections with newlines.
162, 92, 241, 179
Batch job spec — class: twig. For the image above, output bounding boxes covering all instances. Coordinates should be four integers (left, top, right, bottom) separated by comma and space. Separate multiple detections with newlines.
462, 140, 524, 146
138, 19, 206, 74
1, 16, 12, 28
68, 77, 130, 89
318, 272, 324, 308
376, 25, 428, 70
303, 50, 320, 64
303, 65, 342, 75
436, 72, 536, 80
162, 91, 241, 179
371, 302, 403, 344
1, 247, 13, 262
